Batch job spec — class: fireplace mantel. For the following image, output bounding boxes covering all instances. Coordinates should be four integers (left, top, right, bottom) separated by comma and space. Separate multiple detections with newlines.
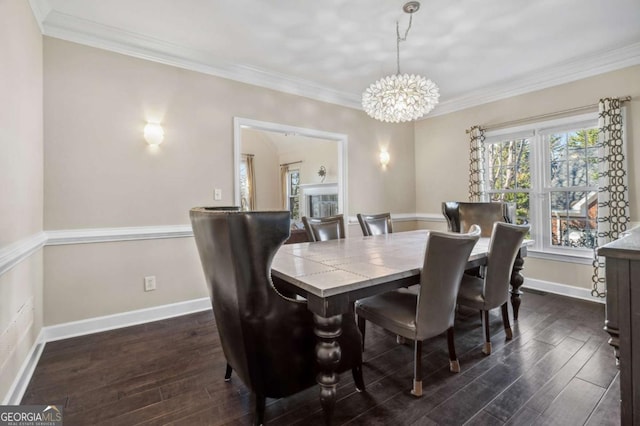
299, 182, 338, 196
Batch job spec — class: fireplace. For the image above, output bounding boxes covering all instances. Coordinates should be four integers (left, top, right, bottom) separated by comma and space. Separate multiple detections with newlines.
299, 182, 338, 218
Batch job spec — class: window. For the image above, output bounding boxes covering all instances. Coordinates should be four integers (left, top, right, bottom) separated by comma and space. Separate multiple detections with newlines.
287, 168, 300, 221
482, 113, 599, 258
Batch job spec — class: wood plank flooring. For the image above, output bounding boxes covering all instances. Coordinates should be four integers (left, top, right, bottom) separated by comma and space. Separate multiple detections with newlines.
21, 290, 620, 425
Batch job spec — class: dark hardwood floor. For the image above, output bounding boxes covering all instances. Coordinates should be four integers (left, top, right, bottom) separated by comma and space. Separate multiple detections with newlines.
22, 290, 620, 425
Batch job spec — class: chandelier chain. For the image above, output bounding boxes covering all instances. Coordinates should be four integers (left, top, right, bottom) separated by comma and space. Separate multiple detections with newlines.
396, 13, 414, 75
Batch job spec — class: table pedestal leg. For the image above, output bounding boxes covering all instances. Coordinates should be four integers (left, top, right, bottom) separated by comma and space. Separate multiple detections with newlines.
510, 251, 525, 321
314, 314, 342, 426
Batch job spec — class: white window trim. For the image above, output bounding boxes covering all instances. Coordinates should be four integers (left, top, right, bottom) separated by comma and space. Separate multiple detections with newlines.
483, 112, 599, 261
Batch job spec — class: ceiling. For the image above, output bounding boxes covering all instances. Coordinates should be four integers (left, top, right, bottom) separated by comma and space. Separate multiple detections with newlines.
29, 0, 640, 116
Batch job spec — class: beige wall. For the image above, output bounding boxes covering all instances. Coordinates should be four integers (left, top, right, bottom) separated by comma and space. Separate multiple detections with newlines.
0, 0, 43, 399
415, 66, 640, 289
44, 38, 415, 229
43, 38, 415, 324
43, 239, 206, 325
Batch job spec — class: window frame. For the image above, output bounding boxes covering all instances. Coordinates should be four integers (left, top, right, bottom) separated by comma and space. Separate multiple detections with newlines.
482, 112, 599, 262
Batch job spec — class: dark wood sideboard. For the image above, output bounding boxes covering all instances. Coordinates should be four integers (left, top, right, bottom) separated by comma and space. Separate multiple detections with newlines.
598, 227, 640, 425
284, 228, 309, 245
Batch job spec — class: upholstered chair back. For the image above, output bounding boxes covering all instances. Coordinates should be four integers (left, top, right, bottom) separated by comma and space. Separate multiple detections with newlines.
191, 208, 297, 395
442, 201, 515, 238
483, 222, 529, 308
414, 226, 481, 340
302, 214, 346, 241
357, 213, 393, 236
190, 207, 363, 405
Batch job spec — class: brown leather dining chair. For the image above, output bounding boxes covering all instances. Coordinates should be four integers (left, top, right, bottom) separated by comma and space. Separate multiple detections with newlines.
301, 214, 345, 242
456, 222, 529, 355
355, 226, 481, 397
357, 212, 393, 236
442, 201, 517, 277
190, 208, 364, 425
442, 201, 515, 237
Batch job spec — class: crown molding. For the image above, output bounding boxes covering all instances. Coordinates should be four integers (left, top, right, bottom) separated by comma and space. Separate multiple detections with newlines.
427, 41, 640, 118
25, 1, 640, 117
36, 7, 362, 110
27, 0, 51, 33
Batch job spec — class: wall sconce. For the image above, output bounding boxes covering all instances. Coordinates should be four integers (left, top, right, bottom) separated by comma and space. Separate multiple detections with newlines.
379, 150, 390, 167
144, 122, 164, 146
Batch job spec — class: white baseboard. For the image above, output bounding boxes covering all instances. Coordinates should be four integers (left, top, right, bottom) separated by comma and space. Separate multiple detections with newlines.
2, 330, 45, 405
523, 278, 605, 304
43, 297, 212, 342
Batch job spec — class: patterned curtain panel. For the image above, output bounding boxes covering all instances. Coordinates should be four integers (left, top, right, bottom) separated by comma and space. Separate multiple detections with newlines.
592, 97, 630, 297
468, 125, 486, 201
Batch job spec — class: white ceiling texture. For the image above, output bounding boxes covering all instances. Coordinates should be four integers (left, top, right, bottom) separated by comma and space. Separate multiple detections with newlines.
29, 0, 640, 116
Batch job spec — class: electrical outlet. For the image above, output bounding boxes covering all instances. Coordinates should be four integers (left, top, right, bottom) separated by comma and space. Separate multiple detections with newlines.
214, 188, 222, 201
144, 276, 156, 292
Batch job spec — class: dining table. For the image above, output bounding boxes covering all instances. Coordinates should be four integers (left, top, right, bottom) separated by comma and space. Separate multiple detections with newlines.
270, 229, 532, 425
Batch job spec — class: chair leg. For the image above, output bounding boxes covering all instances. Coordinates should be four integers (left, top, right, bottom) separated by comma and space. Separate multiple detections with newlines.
501, 302, 513, 340
357, 315, 366, 351
352, 365, 365, 392
446, 327, 460, 373
482, 310, 492, 355
224, 363, 233, 382
411, 340, 423, 397
254, 393, 266, 426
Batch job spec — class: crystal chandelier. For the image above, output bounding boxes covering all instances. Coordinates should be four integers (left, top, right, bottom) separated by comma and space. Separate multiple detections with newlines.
362, 1, 439, 123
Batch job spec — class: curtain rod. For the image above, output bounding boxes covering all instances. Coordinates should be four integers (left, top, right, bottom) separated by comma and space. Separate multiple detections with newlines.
466, 96, 632, 133
280, 160, 302, 167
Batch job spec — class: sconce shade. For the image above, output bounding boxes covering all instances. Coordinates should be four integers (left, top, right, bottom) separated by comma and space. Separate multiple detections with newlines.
144, 123, 164, 145
379, 150, 390, 166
